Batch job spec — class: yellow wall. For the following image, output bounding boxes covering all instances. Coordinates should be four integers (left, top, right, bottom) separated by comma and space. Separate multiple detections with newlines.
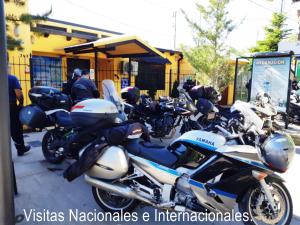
5, 0, 32, 105
4, 1, 200, 103
227, 59, 249, 105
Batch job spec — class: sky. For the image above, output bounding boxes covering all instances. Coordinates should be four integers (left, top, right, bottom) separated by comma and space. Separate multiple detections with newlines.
29, 0, 300, 52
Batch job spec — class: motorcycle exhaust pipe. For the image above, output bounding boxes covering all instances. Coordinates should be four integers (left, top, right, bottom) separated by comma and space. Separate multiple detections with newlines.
84, 175, 153, 205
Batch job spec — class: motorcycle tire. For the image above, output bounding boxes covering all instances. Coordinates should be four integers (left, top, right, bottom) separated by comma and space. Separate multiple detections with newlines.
42, 130, 65, 164
92, 186, 140, 213
238, 179, 293, 225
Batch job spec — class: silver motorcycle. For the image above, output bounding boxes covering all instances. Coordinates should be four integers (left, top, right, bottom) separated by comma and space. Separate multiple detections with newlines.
65, 84, 295, 225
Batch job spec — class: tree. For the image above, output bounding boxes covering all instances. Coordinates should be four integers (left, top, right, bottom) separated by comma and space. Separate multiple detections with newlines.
250, 12, 291, 52
181, 0, 235, 91
5, 0, 51, 50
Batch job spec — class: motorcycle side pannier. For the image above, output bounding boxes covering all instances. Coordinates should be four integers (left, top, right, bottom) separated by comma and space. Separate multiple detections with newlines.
19, 105, 51, 129
29, 86, 72, 111
70, 99, 119, 127
86, 146, 129, 180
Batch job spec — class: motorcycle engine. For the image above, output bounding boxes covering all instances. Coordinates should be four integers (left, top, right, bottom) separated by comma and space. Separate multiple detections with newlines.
151, 114, 174, 136
175, 174, 203, 211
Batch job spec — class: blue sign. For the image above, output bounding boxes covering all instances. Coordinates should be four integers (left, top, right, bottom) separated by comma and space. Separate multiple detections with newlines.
121, 78, 129, 89
251, 57, 291, 112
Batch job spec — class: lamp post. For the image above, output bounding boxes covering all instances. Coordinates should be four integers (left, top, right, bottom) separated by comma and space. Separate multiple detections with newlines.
0, 0, 15, 224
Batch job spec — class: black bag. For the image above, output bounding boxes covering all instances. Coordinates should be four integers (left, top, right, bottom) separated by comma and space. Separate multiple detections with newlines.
103, 122, 150, 145
63, 142, 108, 182
29, 86, 72, 111
19, 105, 51, 129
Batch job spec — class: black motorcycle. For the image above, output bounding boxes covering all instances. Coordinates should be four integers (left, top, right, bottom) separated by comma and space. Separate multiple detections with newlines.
20, 86, 98, 164
123, 90, 202, 138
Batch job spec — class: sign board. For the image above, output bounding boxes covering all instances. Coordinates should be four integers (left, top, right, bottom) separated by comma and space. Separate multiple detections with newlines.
250, 57, 291, 112
296, 60, 300, 81
121, 78, 129, 89
89, 69, 95, 80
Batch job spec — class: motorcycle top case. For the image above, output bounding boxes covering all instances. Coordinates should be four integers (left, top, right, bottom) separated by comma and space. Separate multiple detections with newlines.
70, 99, 119, 127
29, 86, 72, 111
19, 105, 51, 129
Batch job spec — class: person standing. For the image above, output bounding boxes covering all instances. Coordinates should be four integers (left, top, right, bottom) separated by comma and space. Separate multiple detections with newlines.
8, 72, 30, 156
62, 68, 82, 99
71, 69, 100, 103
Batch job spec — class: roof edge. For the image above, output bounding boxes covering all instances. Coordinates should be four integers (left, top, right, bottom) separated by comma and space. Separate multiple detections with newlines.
46, 18, 123, 35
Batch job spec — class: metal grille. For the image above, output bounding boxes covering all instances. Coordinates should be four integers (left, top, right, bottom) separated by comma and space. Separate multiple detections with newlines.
8, 56, 196, 105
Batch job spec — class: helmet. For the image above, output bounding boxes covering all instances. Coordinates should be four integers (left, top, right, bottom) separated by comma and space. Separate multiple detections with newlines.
204, 86, 221, 103
72, 68, 82, 80
261, 133, 295, 173
121, 86, 140, 105
183, 80, 196, 92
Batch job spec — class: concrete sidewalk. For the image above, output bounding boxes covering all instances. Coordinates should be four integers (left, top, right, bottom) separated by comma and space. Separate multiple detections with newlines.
13, 131, 300, 225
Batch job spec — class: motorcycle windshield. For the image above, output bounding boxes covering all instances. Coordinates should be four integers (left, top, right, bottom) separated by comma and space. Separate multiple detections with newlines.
102, 80, 126, 121
231, 100, 263, 131
102, 80, 123, 109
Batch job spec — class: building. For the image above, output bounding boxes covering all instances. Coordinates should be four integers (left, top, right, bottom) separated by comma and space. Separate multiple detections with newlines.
5, 0, 196, 105
5, 0, 235, 106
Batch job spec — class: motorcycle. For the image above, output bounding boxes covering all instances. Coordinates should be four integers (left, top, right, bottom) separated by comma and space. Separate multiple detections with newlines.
65, 96, 295, 225
288, 90, 300, 124
123, 90, 199, 138
19, 85, 114, 164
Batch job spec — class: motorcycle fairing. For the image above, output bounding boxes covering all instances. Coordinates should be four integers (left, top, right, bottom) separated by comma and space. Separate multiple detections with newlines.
171, 130, 226, 151
189, 180, 236, 213
189, 153, 265, 204
216, 145, 270, 171
172, 131, 270, 171
130, 154, 180, 185
129, 154, 239, 212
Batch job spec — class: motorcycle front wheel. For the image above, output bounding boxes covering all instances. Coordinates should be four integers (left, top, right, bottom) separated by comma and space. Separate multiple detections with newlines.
42, 130, 65, 164
92, 187, 140, 213
239, 179, 293, 225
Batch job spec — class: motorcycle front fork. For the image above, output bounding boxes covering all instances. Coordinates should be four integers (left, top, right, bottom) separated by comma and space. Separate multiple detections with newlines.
252, 170, 277, 212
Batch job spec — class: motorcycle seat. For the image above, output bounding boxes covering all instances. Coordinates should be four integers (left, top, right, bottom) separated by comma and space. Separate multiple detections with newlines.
54, 111, 75, 128
124, 139, 178, 168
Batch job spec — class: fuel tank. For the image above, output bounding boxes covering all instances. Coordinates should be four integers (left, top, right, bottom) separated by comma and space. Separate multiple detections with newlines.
171, 130, 226, 151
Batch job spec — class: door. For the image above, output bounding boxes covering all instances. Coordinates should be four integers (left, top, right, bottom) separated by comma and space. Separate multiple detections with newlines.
67, 58, 90, 79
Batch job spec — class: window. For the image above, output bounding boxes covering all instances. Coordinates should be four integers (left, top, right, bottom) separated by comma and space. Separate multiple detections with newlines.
31, 56, 62, 89
135, 63, 165, 90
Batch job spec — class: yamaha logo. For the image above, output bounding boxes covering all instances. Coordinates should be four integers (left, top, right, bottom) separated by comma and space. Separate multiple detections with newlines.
196, 137, 215, 146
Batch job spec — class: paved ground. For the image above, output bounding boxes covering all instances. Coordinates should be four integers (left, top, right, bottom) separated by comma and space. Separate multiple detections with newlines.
13, 131, 300, 225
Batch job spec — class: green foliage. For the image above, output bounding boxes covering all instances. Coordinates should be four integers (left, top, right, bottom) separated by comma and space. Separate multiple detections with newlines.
5, 0, 51, 51
250, 12, 292, 53
181, 0, 234, 91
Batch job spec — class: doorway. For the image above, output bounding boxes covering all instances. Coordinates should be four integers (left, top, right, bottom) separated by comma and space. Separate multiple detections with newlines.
67, 58, 90, 79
